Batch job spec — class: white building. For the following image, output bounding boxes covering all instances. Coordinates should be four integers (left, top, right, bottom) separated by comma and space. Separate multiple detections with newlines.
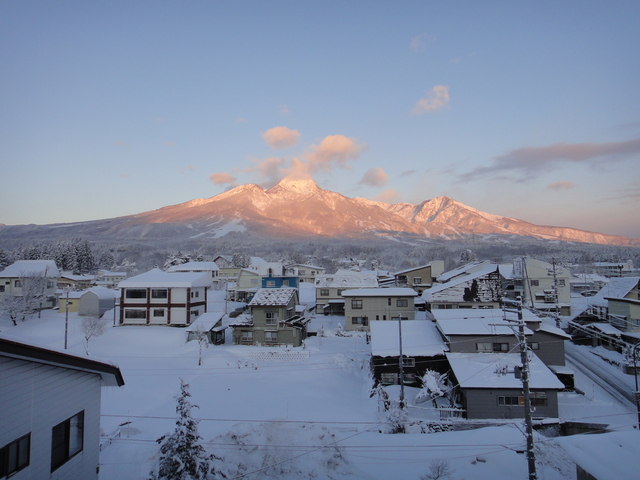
0, 260, 60, 309
118, 268, 209, 326
0, 336, 124, 479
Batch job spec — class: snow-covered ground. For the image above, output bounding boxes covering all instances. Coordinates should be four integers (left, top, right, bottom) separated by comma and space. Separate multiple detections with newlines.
3, 284, 640, 479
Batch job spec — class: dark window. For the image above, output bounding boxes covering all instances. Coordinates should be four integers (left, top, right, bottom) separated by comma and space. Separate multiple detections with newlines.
0, 286, 4, 293
497, 396, 523, 406
387, 298, 391, 306
530, 280, 539, 286
125, 289, 146, 299
351, 317, 368, 326
320, 289, 329, 296
351, 299, 363, 309
396, 298, 408, 307
125, 309, 146, 319
51, 411, 84, 472
493, 343, 509, 352
151, 289, 167, 299
1, 433, 30, 477
153, 309, 165, 317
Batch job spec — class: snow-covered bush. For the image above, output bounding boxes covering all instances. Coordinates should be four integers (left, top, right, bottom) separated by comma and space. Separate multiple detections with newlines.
415, 370, 449, 407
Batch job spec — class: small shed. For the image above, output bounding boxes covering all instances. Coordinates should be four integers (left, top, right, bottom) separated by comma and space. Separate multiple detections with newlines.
79, 287, 118, 317
186, 312, 226, 345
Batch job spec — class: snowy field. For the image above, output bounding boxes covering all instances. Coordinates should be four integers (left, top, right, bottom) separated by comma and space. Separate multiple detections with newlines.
3, 284, 640, 479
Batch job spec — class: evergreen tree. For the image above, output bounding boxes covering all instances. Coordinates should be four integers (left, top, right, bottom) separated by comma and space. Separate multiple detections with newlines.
0, 248, 11, 268
149, 380, 223, 480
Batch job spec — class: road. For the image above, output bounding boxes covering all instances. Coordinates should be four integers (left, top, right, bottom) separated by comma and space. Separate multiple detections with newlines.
565, 342, 636, 407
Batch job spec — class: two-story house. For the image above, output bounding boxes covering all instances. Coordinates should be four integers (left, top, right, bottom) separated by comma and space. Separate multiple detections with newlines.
284, 264, 326, 284
393, 261, 444, 295
166, 261, 219, 285
342, 287, 418, 331
230, 288, 309, 347
424, 263, 503, 311
118, 268, 209, 326
0, 260, 60, 309
315, 270, 379, 315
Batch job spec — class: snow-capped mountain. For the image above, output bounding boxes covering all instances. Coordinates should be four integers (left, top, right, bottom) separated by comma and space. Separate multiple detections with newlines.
1, 177, 638, 246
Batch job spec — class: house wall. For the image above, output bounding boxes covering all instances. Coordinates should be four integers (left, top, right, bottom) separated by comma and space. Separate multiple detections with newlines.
609, 299, 640, 331
395, 263, 443, 294
445, 334, 519, 354
372, 355, 449, 386
0, 356, 102, 480
0, 276, 58, 308
528, 331, 566, 366
232, 295, 304, 346
120, 286, 206, 326
462, 388, 559, 419
344, 295, 416, 331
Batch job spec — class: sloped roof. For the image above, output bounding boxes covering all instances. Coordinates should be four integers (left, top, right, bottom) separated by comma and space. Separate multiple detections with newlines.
249, 287, 297, 306
0, 260, 60, 278
436, 261, 491, 283
315, 272, 379, 288
0, 334, 124, 387
118, 268, 210, 288
446, 352, 564, 389
424, 263, 500, 300
82, 286, 119, 300
370, 320, 448, 357
342, 287, 418, 297
393, 263, 437, 276
167, 261, 219, 272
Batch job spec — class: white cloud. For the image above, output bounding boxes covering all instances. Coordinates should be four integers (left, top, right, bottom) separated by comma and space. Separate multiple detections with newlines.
412, 85, 449, 115
359, 167, 389, 187
261, 126, 301, 149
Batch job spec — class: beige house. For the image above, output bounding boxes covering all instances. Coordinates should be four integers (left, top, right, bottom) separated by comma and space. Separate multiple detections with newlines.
393, 261, 444, 295
424, 263, 503, 310
285, 264, 326, 283
167, 261, 219, 284
342, 287, 418, 331
0, 260, 60, 309
503, 257, 571, 315
228, 268, 261, 302
230, 288, 309, 346
57, 273, 93, 291
315, 270, 379, 315
58, 290, 83, 314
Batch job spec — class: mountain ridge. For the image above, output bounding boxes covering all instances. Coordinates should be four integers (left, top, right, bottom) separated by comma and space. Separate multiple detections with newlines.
0, 178, 638, 247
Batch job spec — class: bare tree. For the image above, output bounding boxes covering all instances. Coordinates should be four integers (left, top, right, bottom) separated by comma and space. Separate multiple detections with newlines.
420, 459, 455, 480
80, 316, 108, 355
0, 295, 30, 326
190, 325, 210, 366
0, 271, 50, 325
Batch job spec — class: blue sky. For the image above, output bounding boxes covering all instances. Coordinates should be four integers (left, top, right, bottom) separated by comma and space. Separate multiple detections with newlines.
1, 1, 639, 237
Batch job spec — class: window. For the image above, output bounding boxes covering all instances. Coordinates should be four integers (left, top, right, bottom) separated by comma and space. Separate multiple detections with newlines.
151, 289, 168, 299
190, 309, 200, 318
497, 396, 523, 406
153, 309, 165, 317
387, 298, 391, 306
381, 373, 398, 385
190, 290, 200, 298
337, 289, 344, 296
320, 289, 330, 296
396, 298, 408, 307
528, 342, 540, 350
1, 433, 30, 477
51, 411, 84, 472
351, 299, 363, 309
265, 331, 278, 343
0, 286, 4, 292
558, 279, 566, 287
413, 277, 422, 285
124, 309, 146, 319
493, 343, 509, 352
125, 289, 146, 299
530, 392, 548, 406
530, 280, 539, 286
47, 281, 54, 289
266, 281, 276, 287
265, 312, 278, 325
240, 331, 254, 342
401, 357, 415, 367
476, 342, 493, 353
351, 317, 368, 326
14, 280, 21, 288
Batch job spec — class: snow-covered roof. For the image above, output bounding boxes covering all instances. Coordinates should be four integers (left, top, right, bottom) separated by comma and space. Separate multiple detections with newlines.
118, 268, 210, 288
446, 352, 564, 389
167, 261, 219, 272
555, 430, 640, 480
586, 322, 623, 336
100, 270, 127, 277
431, 308, 542, 325
249, 287, 297, 306
369, 320, 448, 357
82, 286, 119, 300
424, 263, 500, 300
315, 273, 378, 288
185, 311, 225, 331
536, 324, 572, 339
436, 316, 533, 337
0, 260, 60, 278
436, 261, 492, 283
59, 272, 93, 281
342, 287, 418, 297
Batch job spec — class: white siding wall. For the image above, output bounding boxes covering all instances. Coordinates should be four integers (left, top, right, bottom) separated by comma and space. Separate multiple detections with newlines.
0, 356, 102, 480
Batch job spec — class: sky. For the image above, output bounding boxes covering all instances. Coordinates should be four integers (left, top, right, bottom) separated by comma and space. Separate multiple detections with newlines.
1, 1, 639, 238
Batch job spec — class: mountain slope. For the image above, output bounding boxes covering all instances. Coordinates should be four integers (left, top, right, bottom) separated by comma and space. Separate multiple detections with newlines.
0, 178, 638, 246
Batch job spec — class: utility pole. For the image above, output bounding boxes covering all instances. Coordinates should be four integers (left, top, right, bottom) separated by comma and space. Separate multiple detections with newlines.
397, 314, 405, 409
503, 298, 537, 480
550, 258, 560, 328
64, 287, 70, 349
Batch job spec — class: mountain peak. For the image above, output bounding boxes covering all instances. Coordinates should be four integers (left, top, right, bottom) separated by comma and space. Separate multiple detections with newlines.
268, 177, 321, 197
